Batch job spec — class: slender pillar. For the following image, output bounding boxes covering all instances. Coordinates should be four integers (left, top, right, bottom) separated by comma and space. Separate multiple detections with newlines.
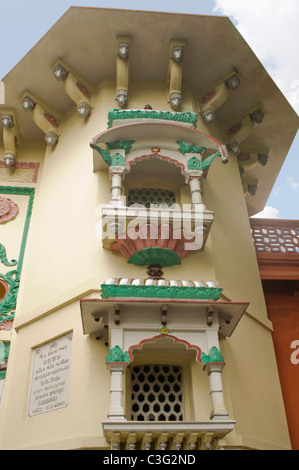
189, 176, 203, 207
110, 172, 124, 203
204, 363, 230, 421
106, 362, 127, 421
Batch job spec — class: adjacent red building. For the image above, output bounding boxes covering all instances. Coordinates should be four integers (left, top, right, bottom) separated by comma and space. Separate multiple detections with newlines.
251, 218, 299, 450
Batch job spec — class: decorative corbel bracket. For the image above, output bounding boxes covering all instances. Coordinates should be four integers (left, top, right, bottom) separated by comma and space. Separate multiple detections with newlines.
218, 312, 232, 328
199, 70, 241, 124
52, 59, 93, 118
237, 146, 269, 172
226, 105, 265, 156
168, 39, 186, 110
206, 306, 214, 327
91, 310, 109, 345
1, 109, 19, 166
114, 304, 120, 325
242, 177, 258, 196
116, 36, 131, 108
161, 304, 168, 326
20, 92, 61, 147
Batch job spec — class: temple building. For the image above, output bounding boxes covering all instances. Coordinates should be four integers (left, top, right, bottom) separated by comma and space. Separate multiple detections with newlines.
0, 7, 298, 450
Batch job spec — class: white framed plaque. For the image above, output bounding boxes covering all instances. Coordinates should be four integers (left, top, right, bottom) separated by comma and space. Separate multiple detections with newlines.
28, 333, 73, 417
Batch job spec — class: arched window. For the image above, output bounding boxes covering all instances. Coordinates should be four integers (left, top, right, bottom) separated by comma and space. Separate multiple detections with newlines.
126, 334, 207, 423
124, 157, 185, 209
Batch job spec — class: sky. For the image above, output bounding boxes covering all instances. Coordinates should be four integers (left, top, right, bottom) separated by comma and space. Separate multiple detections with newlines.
0, 0, 298, 219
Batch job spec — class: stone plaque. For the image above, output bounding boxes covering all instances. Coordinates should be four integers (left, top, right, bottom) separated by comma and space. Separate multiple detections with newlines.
28, 333, 73, 417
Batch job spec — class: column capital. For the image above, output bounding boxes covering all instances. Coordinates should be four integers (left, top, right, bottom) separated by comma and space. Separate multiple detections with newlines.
203, 362, 226, 374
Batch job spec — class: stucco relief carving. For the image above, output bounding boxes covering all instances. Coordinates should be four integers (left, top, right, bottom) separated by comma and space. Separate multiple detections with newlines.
0, 197, 19, 224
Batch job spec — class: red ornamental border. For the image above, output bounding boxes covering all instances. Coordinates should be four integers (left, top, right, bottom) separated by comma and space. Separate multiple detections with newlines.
0, 162, 40, 183
125, 152, 186, 174
127, 334, 202, 363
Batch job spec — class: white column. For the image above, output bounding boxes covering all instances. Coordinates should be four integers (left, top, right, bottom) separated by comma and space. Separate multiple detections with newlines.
110, 171, 124, 204
204, 363, 230, 421
106, 362, 127, 421
189, 176, 203, 207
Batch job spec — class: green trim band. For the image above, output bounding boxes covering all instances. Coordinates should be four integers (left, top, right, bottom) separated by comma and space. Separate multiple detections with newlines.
128, 247, 181, 267
101, 283, 223, 301
107, 109, 198, 129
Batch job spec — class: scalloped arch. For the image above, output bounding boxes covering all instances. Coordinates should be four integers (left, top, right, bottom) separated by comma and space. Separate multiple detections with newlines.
125, 152, 186, 175
127, 334, 202, 363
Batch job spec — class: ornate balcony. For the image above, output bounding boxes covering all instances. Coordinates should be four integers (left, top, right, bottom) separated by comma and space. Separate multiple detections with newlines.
92, 109, 229, 267
102, 420, 235, 450
250, 218, 299, 280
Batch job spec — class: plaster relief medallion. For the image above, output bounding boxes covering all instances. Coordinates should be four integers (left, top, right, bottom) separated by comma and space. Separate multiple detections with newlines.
0, 197, 19, 224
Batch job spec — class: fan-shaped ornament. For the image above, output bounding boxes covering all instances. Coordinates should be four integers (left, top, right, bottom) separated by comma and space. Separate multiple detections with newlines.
110, 223, 201, 267
0, 197, 19, 224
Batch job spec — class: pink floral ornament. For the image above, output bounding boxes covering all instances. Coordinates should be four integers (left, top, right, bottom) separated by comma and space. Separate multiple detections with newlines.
0, 197, 19, 224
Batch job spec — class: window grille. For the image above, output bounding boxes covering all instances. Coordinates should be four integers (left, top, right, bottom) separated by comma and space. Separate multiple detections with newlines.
251, 221, 299, 253
131, 364, 183, 421
128, 188, 176, 208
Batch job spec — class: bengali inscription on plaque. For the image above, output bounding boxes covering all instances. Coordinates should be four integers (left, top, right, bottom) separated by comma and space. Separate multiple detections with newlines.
28, 333, 73, 417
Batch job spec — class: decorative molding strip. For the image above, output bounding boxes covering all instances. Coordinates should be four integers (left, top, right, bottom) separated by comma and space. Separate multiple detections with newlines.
107, 109, 198, 129
101, 282, 222, 301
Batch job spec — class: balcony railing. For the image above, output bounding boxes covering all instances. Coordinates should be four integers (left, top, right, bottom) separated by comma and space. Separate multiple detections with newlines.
250, 218, 299, 280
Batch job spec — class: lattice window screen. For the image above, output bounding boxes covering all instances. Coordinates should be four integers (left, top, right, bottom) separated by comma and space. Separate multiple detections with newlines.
131, 364, 183, 421
251, 223, 299, 253
128, 188, 176, 208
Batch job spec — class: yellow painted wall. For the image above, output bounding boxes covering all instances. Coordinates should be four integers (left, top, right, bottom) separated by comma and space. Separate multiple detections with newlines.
203, 149, 290, 448
0, 79, 291, 450
0, 301, 110, 450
